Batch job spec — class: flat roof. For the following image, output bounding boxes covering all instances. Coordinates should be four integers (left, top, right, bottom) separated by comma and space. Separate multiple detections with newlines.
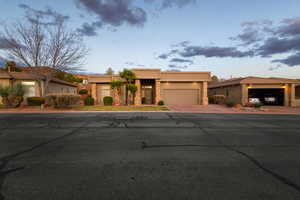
209, 77, 300, 88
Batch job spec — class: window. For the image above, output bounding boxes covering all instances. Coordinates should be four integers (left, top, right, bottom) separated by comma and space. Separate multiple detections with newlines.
82, 79, 88, 84
295, 85, 300, 99
22, 81, 36, 97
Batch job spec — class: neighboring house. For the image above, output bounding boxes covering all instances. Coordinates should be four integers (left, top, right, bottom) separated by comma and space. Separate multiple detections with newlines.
208, 77, 300, 107
88, 69, 211, 105
0, 70, 77, 103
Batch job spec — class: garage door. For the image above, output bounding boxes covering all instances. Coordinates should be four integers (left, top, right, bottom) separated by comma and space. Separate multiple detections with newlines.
163, 89, 199, 105
248, 88, 284, 106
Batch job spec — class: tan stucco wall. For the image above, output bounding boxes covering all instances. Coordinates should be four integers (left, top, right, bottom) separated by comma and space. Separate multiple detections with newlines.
209, 85, 242, 104
291, 84, 300, 107
161, 72, 211, 82
0, 79, 10, 86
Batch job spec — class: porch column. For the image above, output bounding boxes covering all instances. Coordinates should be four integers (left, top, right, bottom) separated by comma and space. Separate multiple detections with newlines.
284, 84, 289, 106
135, 79, 141, 105
241, 84, 248, 106
202, 81, 208, 105
91, 83, 97, 104
155, 80, 161, 104
291, 84, 296, 107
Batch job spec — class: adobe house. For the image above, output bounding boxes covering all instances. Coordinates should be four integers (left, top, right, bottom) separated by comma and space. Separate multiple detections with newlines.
208, 77, 300, 107
88, 69, 211, 105
0, 70, 78, 103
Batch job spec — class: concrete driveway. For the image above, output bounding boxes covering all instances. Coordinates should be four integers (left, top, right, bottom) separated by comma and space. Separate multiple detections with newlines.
0, 113, 300, 200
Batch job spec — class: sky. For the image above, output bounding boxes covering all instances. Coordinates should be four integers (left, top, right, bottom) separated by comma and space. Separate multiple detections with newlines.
0, 0, 300, 79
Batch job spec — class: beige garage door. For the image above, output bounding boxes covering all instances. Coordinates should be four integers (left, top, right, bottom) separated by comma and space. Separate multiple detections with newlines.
163, 89, 199, 105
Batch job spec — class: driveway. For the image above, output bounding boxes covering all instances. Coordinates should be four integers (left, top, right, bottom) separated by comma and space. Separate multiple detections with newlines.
0, 113, 300, 200
168, 104, 300, 114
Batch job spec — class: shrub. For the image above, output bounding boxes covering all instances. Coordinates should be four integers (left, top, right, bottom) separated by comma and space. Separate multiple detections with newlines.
141, 97, 146, 104
0, 85, 10, 98
46, 94, 81, 109
158, 100, 165, 106
253, 103, 263, 108
27, 97, 45, 106
208, 96, 215, 104
214, 95, 226, 104
79, 89, 88, 95
0, 83, 25, 107
225, 99, 236, 107
103, 96, 113, 106
11, 83, 25, 97
85, 96, 95, 106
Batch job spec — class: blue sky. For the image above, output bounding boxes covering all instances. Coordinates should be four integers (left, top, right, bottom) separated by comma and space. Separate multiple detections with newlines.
1, 0, 300, 79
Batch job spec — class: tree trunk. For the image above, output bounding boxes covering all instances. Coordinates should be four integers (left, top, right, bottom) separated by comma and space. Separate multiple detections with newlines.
125, 87, 128, 105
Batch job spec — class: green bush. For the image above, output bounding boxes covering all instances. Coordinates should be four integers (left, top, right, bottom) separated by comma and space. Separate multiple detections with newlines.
158, 100, 165, 106
79, 89, 88, 95
0, 85, 10, 98
27, 97, 45, 106
103, 96, 113, 106
208, 96, 215, 104
225, 99, 236, 107
46, 94, 81, 108
141, 97, 146, 104
85, 96, 94, 106
0, 83, 25, 107
253, 103, 263, 108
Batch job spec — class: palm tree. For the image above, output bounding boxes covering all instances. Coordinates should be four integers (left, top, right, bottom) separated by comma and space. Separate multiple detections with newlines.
119, 69, 136, 105
127, 83, 137, 105
110, 80, 123, 105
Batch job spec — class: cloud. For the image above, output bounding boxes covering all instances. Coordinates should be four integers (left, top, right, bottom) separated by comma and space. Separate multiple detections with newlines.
75, 0, 147, 27
168, 64, 188, 69
257, 36, 300, 57
19, 4, 70, 25
125, 61, 145, 67
158, 17, 300, 68
272, 53, 300, 67
171, 40, 190, 47
276, 17, 300, 37
170, 58, 193, 64
145, 0, 196, 9
230, 19, 273, 46
179, 46, 254, 58
77, 21, 103, 36
157, 54, 168, 59
230, 30, 262, 46
157, 49, 178, 59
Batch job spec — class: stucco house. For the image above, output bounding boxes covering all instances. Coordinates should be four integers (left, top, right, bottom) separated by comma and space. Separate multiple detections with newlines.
88, 69, 211, 105
0, 70, 77, 103
208, 77, 300, 107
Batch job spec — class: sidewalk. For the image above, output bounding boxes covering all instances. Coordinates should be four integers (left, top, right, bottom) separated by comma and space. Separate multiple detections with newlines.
1, 105, 300, 114
167, 104, 300, 115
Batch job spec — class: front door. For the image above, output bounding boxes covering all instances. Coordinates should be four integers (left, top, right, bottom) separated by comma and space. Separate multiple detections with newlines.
144, 88, 153, 104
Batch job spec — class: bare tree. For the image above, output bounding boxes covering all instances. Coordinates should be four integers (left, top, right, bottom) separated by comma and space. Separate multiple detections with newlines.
0, 9, 88, 96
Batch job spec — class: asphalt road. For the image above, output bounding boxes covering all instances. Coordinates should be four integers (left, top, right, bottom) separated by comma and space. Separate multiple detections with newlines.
0, 112, 300, 200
